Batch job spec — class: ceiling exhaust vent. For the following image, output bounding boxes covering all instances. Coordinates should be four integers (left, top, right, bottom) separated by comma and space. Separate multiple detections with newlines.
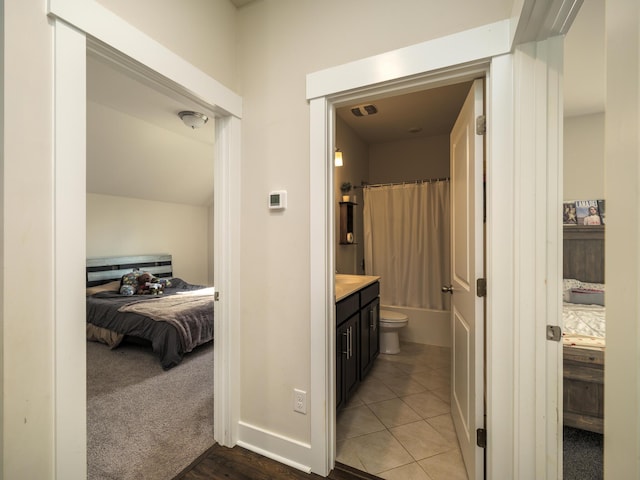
350, 104, 378, 117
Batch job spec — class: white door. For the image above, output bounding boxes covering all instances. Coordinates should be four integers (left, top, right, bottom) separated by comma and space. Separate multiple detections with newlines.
448, 78, 485, 479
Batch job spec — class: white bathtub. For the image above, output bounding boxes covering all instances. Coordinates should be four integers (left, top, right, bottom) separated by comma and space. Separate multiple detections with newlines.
381, 305, 451, 347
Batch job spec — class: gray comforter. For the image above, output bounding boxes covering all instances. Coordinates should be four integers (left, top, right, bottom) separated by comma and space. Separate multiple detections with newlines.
86, 278, 214, 369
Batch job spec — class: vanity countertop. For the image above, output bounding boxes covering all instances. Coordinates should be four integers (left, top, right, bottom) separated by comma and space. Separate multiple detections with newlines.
335, 274, 380, 302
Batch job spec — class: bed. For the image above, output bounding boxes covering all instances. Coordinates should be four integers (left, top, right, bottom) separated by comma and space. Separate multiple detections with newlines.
86, 254, 214, 369
562, 225, 605, 433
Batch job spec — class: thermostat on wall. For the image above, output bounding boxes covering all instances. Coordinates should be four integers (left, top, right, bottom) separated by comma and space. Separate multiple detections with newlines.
269, 190, 287, 210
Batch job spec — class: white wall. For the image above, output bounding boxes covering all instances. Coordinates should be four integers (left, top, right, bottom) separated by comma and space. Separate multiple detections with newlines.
96, 0, 238, 90
335, 117, 369, 275
87, 194, 211, 286
604, 0, 640, 477
369, 135, 450, 183
2, 0, 56, 476
236, 0, 511, 448
1, 1, 236, 476
563, 112, 605, 200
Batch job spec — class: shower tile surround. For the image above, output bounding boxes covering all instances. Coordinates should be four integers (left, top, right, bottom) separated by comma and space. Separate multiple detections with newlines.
336, 342, 468, 480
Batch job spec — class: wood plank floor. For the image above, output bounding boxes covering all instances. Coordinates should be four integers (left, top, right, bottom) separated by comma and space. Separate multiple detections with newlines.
175, 443, 382, 480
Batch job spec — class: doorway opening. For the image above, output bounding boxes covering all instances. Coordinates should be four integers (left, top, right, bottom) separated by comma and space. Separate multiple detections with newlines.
85, 46, 216, 478
332, 75, 487, 479
51, 10, 241, 476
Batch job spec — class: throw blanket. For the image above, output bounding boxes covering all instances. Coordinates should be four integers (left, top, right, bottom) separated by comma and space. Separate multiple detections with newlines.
118, 288, 215, 353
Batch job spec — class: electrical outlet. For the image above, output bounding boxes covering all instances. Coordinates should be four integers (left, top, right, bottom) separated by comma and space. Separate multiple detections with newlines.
293, 388, 307, 414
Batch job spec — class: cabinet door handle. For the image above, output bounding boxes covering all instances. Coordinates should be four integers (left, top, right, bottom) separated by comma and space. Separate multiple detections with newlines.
342, 331, 349, 357
348, 326, 353, 359
370, 305, 377, 331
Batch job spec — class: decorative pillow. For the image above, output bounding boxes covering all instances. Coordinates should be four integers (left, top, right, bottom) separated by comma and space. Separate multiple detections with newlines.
119, 284, 136, 296
570, 288, 605, 306
86, 280, 121, 296
121, 271, 143, 287
120, 270, 149, 295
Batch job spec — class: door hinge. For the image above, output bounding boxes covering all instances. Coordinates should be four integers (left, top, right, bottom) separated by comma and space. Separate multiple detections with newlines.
476, 115, 486, 135
476, 278, 487, 297
476, 428, 487, 448
546, 325, 562, 342
214, 291, 220, 301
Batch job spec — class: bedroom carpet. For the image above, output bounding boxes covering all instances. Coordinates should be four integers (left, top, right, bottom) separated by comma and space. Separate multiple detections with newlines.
563, 426, 603, 479
87, 339, 214, 480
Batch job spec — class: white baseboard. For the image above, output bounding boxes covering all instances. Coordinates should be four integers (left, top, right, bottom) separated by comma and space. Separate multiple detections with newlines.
237, 421, 312, 473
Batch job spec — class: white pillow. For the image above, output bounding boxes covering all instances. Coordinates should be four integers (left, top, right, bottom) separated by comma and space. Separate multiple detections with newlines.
563, 278, 582, 302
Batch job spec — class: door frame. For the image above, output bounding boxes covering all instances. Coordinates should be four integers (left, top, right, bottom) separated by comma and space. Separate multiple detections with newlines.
307, 22, 565, 480
48, 1, 241, 476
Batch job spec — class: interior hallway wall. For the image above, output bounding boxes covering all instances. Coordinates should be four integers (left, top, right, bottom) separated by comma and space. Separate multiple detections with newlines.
603, 0, 640, 477
96, 0, 238, 89
236, 0, 512, 446
1, 1, 237, 476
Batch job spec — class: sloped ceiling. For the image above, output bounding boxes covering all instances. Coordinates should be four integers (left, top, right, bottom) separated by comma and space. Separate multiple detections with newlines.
87, 54, 215, 206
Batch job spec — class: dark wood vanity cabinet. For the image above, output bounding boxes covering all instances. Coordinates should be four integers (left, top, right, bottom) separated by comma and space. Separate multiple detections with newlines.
359, 296, 380, 379
336, 281, 380, 410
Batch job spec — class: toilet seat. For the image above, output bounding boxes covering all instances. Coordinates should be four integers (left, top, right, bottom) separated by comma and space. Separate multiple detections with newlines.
380, 310, 408, 323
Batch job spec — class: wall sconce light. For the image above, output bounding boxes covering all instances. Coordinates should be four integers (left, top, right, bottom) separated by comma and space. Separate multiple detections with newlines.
334, 149, 343, 167
178, 111, 209, 129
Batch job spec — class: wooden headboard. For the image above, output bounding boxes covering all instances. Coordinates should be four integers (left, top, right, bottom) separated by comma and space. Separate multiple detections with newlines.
563, 226, 604, 283
86, 254, 173, 287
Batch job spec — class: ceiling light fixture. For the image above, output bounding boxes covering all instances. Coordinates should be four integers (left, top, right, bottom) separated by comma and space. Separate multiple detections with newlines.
178, 111, 209, 129
334, 149, 343, 167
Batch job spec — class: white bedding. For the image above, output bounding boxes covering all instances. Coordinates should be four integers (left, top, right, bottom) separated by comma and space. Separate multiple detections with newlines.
562, 302, 605, 349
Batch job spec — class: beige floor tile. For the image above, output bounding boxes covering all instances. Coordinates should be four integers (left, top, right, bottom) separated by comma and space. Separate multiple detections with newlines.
424, 355, 451, 371
390, 360, 433, 376
430, 387, 450, 403
426, 414, 459, 448
335, 439, 367, 472
401, 391, 450, 419
336, 405, 386, 440
369, 368, 413, 386
338, 430, 415, 474
369, 359, 408, 378
410, 369, 450, 392
381, 375, 428, 397
418, 449, 468, 480
389, 420, 451, 461
351, 378, 398, 404
368, 398, 422, 428
379, 462, 434, 480
343, 395, 365, 408
337, 342, 464, 479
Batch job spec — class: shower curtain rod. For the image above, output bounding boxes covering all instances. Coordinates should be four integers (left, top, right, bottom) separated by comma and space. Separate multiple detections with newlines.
357, 177, 450, 189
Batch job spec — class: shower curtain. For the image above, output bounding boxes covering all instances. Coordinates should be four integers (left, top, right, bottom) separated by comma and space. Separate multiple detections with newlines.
363, 181, 450, 310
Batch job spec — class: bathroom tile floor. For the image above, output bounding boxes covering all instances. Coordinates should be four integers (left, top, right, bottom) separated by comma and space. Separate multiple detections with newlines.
336, 341, 468, 480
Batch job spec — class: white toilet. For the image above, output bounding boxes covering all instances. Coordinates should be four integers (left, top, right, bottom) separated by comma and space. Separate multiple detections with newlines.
379, 310, 409, 354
